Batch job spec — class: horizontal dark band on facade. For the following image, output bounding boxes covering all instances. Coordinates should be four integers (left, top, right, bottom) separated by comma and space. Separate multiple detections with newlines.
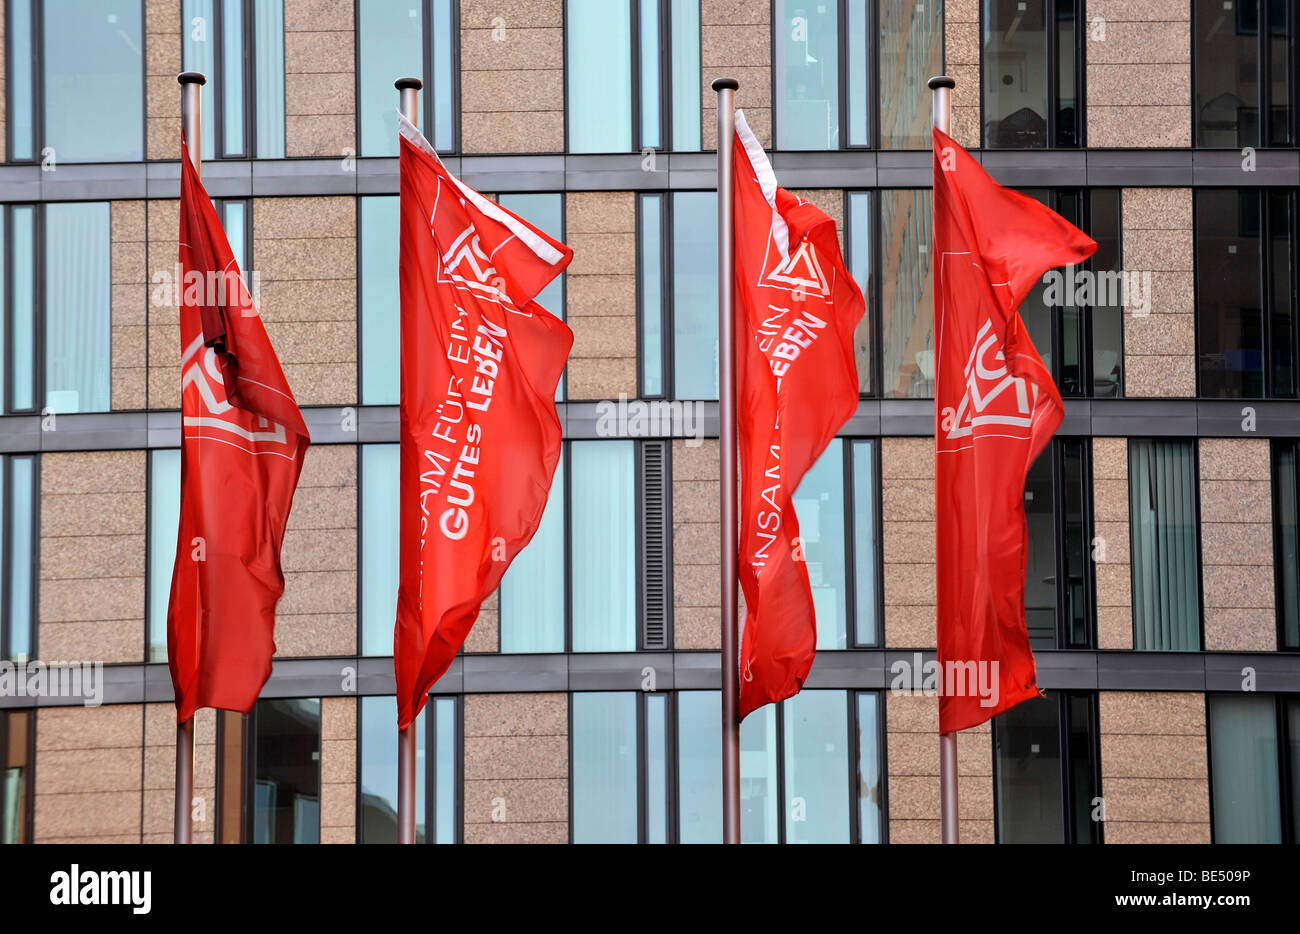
1, 149, 1297, 202
2, 648, 1296, 710
2, 399, 1299, 454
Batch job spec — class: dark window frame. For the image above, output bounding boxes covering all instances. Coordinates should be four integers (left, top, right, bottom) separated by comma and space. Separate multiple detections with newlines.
0, 454, 39, 665
0, 709, 36, 845
2, 203, 45, 417
1272, 438, 1300, 651
1206, 691, 1300, 844
843, 437, 885, 649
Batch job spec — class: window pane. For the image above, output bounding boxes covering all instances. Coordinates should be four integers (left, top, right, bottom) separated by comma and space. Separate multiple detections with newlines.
880, 189, 934, 398
359, 696, 427, 843
677, 690, 722, 843
252, 698, 321, 845
1195, 0, 1261, 147
1209, 694, 1281, 843
432, 696, 456, 843
670, 0, 702, 150
1, 711, 31, 844
11, 208, 36, 412
148, 449, 182, 664
0, 218, 4, 412
983, 0, 1048, 148
431, 0, 455, 151
783, 690, 850, 843
572, 692, 639, 843
182, 0, 217, 161
253, 0, 285, 158
499, 194, 565, 400
500, 450, 566, 652
878, 0, 945, 149
1288, 698, 1300, 842
1024, 447, 1057, 649
774, 0, 840, 149
646, 694, 668, 844
9, 0, 34, 160
640, 0, 662, 149
360, 197, 400, 405
847, 191, 873, 393
1067, 693, 1098, 842
855, 692, 883, 843
846, 0, 869, 146
1088, 188, 1123, 398
358, 1, 425, 157
1056, 0, 1078, 146
6, 458, 35, 665
222, 0, 246, 155
1197, 190, 1265, 398
640, 194, 665, 396
361, 444, 400, 655
1129, 440, 1201, 651
995, 693, 1065, 842
1269, 0, 1291, 144
45, 203, 112, 413
672, 192, 719, 399
221, 201, 247, 271
1061, 439, 1091, 647
571, 441, 636, 651
1277, 443, 1300, 649
794, 440, 847, 650
1268, 191, 1295, 395
43, 0, 144, 161
740, 704, 778, 843
567, 0, 633, 152
852, 440, 878, 644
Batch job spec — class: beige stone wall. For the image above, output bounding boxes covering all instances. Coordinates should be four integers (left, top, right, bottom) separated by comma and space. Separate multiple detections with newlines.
38, 451, 146, 664
277, 444, 357, 657
703, 0, 771, 149
252, 196, 357, 405
944, 0, 980, 149
464, 693, 568, 842
34, 705, 144, 842
1093, 437, 1133, 649
887, 693, 993, 842
1086, 0, 1190, 147
464, 591, 499, 653
320, 697, 357, 843
1123, 189, 1195, 397
146, 0, 181, 161
460, 0, 564, 153
1100, 691, 1210, 843
284, 0, 354, 156
1199, 440, 1276, 651
882, 438, 934, 648
142, 704, 217, 843
673, 439, 719, 650
564, 192, 636, 400
147, 199, 181, 409
112, 201, 149, 410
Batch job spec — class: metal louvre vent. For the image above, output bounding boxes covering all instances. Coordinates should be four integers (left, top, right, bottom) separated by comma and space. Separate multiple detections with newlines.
640, 440, 671, 650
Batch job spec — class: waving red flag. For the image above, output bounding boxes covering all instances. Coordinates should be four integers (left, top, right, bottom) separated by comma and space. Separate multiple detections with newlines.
169, 142, 310, 722
733, 111, 866, 719
933, 127, 1096, 733
395, 113, 573, 729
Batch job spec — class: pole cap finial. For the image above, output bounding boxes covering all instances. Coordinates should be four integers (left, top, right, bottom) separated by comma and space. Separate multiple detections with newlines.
711, 77, 739, 92
178, 71, 207, 86
927, 75, 956, 91
395, 77, 424, 91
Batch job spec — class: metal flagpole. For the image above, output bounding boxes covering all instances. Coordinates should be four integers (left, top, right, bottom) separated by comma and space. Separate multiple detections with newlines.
174, 69, 206, 846
712, 77, 742, 845
928, 74, 960, 846
394, 75, 422, 847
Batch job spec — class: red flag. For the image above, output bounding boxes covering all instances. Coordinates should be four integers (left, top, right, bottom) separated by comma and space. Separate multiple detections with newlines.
169, 142, 310, 722
733, 112, 866, 719
395, 113, 573, 729
933, 127, 1096, 733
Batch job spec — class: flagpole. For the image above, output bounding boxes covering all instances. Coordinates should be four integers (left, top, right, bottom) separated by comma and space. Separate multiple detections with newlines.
174, 69, 206, 846
928, 73, 960, 846
712, 77, 742, 845
394, 75, 422, 847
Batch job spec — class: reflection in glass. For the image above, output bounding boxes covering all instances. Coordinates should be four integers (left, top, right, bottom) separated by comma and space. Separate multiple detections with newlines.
359, 696, 426, 843
1195, 0, 1261, 147
252, 698, 321, 844
741, 703, 778, 843
878, 0, 945, 148
358, 2, 424, 156
856, 692, 883, 842
182, 0, 218, 161
880, 189, 933, 398
1089, 189, 1124, 397
1023, 447, 1056, 650
983, 0, 1048, 148
994, 693, 1064, 842
847, 191, 874, 394
1277, 443, 1300, 649
775, 0, 840, 149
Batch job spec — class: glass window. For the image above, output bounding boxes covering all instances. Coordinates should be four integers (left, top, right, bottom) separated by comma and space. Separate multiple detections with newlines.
571, 441, 636, 651
640, 194, 666, 397
1088, 188, 1124, 398
1, 456, 37, 665
359, 1, 456, 155
8, 0, 35, 161
360, 444, 399, 656
1, 711, 32, 844
846, 191, 875, 395
1024, 440, 1093, 650
669, 0, 702, 151
1274, 441, 1300, 649
1209, 693, 1283, 843
567, 0, 633, 153
572, 691, 670, 843
42, 0, 144, 162
855, 692, 884, 843
774, 0, 841, 149
877, 0, 945, 148
358, 695, 460, 844
500, 450, 567, 653
148, 450, 182, 663
1195, 0, 1294, 147
993, 691, 1100, 843
253, 0, 286, 158
794, 441, 848, 650
1129, 440, 1201, 651
360, 196, 400, 405
783, 690, 850, 843
982, 0, 1080, 148
45, 202, 112, 414
9, 207, 36, 413
1196, 189, 1296, 399
671, 192, 718, 400
879, 189, 933, 398
852, 439, 880, 645
251, 697, 321, 844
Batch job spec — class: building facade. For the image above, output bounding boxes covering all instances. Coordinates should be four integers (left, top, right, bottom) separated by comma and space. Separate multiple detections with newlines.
1, 0, 1299, 844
